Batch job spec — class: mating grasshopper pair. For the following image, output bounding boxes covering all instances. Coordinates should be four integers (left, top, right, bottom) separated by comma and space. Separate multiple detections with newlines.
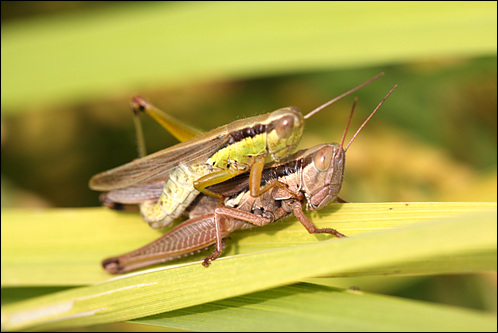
90, 74, 396, 273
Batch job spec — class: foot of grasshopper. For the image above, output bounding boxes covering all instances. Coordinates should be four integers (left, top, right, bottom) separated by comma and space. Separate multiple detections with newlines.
292, 201, 346, 238
202, 239, 226, 267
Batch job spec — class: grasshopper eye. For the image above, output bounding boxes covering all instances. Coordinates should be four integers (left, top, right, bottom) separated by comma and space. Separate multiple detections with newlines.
275, 115, 295, 139
313, 146, 334, 172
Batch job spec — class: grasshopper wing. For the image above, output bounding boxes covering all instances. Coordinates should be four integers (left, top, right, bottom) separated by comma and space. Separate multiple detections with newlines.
104, 180, 165, 203
89, 130, 230, 191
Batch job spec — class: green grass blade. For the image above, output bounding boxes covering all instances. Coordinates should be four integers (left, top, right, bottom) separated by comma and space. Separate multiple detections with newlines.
2, 2, 496, 112
1, 202, 496, 286
135, 283, 496, 332
1, 206, 495, 331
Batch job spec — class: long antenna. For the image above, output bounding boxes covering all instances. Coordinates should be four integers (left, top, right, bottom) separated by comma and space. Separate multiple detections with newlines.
303, 73, 384, 120
339, 97, 358, 151
344, 84, 397, 152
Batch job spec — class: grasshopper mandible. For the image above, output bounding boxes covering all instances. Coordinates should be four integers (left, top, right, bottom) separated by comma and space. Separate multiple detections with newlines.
102, 85, 397, 274
90, 74, 384, 228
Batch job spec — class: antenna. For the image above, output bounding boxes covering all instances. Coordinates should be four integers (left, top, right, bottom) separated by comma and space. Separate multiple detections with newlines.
304, 73, 384, 120
339, 97, 358, 150
344, 84, 397, 152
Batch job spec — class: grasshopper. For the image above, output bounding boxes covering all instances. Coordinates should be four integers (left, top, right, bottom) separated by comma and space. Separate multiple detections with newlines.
102, 85, 397, 273
90, 74, 384, 228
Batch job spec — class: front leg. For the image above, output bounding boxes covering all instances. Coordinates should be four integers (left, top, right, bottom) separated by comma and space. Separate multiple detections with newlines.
292, 201, 346, 238
194, 153, 269, 200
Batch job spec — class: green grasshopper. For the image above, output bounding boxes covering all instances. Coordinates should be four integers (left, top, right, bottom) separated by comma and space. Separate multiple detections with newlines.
102, 85, 397, 273
90, 74, 383, 228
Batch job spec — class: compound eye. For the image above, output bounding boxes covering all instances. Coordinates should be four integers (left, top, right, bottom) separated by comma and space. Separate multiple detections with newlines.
313, 146, 334, 172
275, 115, 295, 139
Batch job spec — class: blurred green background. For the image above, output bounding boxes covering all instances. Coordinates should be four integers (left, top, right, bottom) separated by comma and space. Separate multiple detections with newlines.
2, 2, 496, 209
1, 1, 496, 331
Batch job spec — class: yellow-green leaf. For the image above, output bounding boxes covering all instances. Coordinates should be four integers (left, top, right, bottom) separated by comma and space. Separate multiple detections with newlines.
1, 203, 495, 331
135, 283, 496, 331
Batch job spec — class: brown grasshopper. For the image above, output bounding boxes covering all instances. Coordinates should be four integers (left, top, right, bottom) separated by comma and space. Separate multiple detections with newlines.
102, 85, 397, 274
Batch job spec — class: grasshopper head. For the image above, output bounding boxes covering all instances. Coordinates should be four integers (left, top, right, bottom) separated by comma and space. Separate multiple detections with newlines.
301, 84, 397, 210
265, 107, 304, 161
301, 143, 345, 210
